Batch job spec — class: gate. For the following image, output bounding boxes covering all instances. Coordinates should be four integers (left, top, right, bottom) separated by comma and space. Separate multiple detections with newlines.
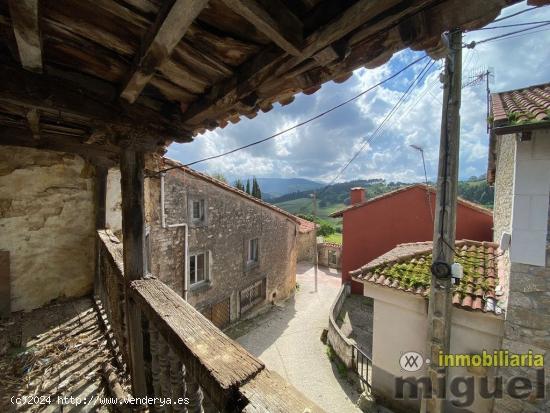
211, 297, 231, 329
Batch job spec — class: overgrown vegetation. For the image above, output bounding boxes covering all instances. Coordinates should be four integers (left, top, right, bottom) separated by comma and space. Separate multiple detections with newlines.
326, 345, 348, 379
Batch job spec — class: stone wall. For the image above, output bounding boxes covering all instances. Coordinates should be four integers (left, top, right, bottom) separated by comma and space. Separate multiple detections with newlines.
0, 146, 96, 312
105, 167, 122, 238
493, 130, 550, 413
327, 283, 354, 367
318, 243, 342, 269
145, 158, 298, 326
296, 230, 315, 262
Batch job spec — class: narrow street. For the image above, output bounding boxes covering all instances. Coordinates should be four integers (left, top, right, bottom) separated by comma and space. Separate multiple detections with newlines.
227, 263, 363, 413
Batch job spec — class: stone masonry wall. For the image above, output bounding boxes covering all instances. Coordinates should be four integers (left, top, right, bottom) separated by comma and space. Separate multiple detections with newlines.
318, 243, 342, 269
145, 159, 298, 324
493, 131, 550, 413
296, 230, 315, 263
0, 146, 96, 312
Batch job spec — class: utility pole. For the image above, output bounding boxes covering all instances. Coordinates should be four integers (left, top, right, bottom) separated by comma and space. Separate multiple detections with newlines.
425, 29, 462, 413
312, 191, 318, 292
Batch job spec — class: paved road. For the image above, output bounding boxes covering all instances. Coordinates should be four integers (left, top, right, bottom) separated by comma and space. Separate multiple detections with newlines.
229, 263, 362, 413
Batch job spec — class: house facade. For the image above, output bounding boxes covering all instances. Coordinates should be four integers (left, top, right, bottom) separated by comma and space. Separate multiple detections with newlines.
296, 217, 316, 263
331, 185, 494, 294
318, 242, 342, 269
488, 83, 550, 413
142, 157, 298, 329
351, 241, 506, 413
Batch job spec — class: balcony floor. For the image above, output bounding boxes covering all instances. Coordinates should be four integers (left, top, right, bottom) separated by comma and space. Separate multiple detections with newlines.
0, 297, 122, 412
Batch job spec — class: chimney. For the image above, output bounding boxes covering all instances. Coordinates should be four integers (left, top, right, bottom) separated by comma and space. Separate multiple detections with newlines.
350, 187, 366, 205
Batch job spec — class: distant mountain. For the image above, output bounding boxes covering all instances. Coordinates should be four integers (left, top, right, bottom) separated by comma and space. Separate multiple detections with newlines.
253, 178, 323, 199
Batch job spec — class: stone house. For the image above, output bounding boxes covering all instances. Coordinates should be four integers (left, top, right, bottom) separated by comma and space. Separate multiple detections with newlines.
296, 217, 316, 262
118, 156, 298, 329
487, 82, 550, 413
318, 242, 342, 269
350, 240, 506, 413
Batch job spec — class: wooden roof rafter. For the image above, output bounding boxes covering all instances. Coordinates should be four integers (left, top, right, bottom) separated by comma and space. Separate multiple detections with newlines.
7, 0, 42, 72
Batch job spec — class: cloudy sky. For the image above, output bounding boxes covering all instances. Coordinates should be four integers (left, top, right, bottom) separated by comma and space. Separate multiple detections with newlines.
167, 2, 550, 184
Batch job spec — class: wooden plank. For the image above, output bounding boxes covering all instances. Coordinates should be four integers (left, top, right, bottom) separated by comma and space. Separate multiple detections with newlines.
121, 0, 210, 103
0, 251, 10, 317
8, 0, 42, 72
130, 278, 264, 409
222, 0, 303, 56
241, 370, 326, 412
180, 0, 401, 126
120, 148, 147, 397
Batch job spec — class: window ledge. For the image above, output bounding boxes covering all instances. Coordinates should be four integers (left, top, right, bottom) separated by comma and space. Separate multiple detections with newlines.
190, 281, 211, 293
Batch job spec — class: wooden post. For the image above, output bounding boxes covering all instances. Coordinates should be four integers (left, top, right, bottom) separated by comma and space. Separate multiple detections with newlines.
94, 165, 107, 297
120, 148, 148, 397
426, 29, 462, 413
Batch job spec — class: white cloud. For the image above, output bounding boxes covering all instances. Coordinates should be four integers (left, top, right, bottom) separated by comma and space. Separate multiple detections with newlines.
167, 2, 550, 184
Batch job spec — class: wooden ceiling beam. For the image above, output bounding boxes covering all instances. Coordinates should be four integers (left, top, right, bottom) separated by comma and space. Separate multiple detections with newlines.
0, 65, 190, 143
180, 0, 402, 126
121, 0, 210, 104
8, 0, 43, 73
222, 0, 303, 56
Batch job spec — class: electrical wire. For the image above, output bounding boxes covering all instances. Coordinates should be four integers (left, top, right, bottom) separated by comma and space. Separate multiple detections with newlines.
492, 6, 538, 23
318, 59, 436, 194
464, 22, 550, 48
147, 54, 429, 176
468, 20, 550, 31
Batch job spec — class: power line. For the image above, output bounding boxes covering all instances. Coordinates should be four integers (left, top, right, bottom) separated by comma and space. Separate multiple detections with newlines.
468, 20, 550, 31
319, 59, 435, 193
476, 27, 550, 44
492, 6, 538, 23
148, 54, 429, 176
464, 22, 550, 48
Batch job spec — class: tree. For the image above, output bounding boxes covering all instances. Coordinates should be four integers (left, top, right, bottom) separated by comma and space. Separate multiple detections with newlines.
317, 222, 335, 237
246, 179, 251, 194
211, 172, 227, 183
234, 179, 245, 191
252, 177, 262, 199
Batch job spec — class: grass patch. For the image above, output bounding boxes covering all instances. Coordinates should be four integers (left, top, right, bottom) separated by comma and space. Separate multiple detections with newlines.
323, 232, 342, 245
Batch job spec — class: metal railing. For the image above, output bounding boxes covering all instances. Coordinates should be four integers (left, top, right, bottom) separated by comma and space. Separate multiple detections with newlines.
352, 344, 372, 390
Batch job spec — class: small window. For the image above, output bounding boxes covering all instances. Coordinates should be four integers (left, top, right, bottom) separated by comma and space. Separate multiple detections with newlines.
192, 199, 205, 221
190, 252, 207, 286
328, 250, 337, 266
247, 238, 259, 264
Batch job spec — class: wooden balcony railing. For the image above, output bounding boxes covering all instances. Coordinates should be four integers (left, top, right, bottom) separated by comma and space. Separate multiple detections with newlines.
96, 230, 325, 412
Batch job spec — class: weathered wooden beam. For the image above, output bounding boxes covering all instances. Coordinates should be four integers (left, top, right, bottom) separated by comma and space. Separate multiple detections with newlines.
180, 0, 401, 126
26, 108, 40, 139
0, 65, 190, 143
0, 125, 118, 166
121, 0, 210, 103
222, 0, 303, 56
120, 148, 148, 398
8, 0, 42, 72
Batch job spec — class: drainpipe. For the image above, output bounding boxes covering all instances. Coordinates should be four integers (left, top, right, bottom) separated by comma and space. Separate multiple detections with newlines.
161, 172, 189, 300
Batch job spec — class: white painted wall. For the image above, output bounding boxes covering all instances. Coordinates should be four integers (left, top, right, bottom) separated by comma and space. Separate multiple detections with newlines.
364, 283, 504, 413
510, 129, 550, 266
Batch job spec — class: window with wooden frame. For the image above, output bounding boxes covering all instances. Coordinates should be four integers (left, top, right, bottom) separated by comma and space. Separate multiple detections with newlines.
189, 252, 208, 286
190, 198, 205, 224
247, 238, 259, 265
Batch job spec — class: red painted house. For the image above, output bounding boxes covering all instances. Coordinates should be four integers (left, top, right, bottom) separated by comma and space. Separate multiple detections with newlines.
331, 185, 493, 293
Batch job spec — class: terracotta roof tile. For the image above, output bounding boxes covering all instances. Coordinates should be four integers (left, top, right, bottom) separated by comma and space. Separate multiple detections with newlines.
490, 82, 550, 128
351, 240, 504, 315
319, 242, 342, 249
330, 184, 492, 218
297, 217, 316, 233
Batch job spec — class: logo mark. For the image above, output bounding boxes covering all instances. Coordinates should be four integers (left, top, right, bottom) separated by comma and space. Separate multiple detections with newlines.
400, 351, 424, 372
